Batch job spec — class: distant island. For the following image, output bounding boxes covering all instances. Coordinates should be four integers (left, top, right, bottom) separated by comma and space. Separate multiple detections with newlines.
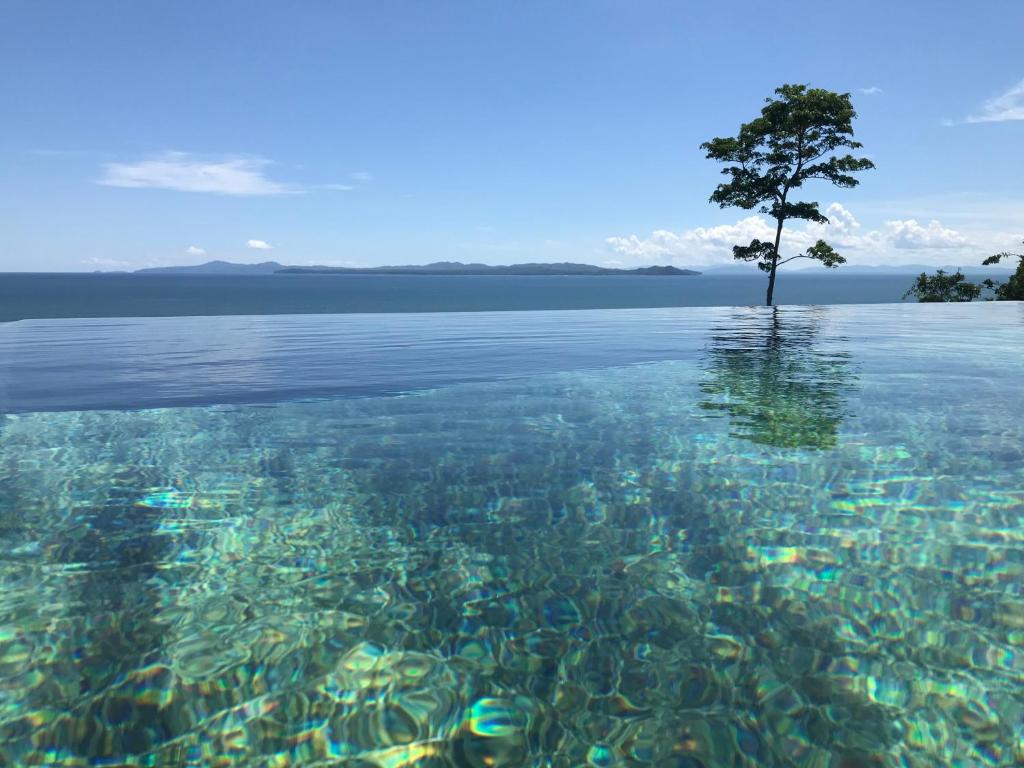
122, 260, 1014, 277
136, 260, 287, 275
278, 262, 701, 276
135, 260, 701, 276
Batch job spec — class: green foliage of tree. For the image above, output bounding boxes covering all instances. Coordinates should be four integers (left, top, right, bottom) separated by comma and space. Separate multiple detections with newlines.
699, 308, 853, 449
982, 241, 1024, 301
903, 269, 983, 303
702, 84, 874, 305
904, 242, 1024, 303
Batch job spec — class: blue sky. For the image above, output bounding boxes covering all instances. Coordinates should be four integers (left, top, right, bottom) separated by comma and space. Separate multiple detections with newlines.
1, 0, 1022, 271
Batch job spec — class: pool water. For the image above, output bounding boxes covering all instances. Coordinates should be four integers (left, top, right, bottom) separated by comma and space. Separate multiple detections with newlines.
1, 303, 1022, 766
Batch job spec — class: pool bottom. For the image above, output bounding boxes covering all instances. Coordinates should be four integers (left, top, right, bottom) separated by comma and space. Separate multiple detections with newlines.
0, 309, 1023, 766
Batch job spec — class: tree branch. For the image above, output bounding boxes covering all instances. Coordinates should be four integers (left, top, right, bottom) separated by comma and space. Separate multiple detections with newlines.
776, 254, 809, 266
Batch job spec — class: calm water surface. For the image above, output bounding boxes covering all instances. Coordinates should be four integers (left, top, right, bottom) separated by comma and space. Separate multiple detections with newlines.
1, 303, 1022, 766
0, 272, 983, 321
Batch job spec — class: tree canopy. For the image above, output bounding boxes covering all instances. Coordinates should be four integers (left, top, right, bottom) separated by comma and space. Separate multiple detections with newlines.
903, 270, 983, 303
702, 84, 874, 305
904, 243, 1024, 303
982, 242, 1024, 301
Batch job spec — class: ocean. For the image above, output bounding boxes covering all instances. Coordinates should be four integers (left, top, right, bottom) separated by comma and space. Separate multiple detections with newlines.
0, 271, 987, 321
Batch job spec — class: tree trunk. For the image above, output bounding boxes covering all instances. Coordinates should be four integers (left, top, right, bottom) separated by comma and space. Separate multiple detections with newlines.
766, 215, 785, 306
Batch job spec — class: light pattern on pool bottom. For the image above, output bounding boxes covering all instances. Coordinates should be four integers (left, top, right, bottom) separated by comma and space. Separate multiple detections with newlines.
1, 307, 1024, 766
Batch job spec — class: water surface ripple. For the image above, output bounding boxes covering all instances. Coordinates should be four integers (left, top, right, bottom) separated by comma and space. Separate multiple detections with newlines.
1, 303, 1020, 413
0, 302, 1022, 766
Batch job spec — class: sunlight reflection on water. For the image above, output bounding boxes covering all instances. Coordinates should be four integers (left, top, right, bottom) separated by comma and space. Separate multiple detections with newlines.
0, 303, 1022, 765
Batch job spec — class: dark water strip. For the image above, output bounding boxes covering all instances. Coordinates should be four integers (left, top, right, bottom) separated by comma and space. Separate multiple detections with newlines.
0, 272, 952, 321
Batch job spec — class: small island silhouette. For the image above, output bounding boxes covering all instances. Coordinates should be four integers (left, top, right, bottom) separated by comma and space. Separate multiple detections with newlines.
135, 260, 701, 276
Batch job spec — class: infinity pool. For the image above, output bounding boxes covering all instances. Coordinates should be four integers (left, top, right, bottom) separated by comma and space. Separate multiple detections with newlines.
1, 303, 1022, 766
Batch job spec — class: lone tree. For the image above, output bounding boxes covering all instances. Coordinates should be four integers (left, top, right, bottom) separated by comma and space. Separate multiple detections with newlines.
702, 84, 874, 305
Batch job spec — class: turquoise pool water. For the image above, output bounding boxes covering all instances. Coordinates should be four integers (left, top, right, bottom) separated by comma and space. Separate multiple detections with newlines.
1, 303, 1023, 766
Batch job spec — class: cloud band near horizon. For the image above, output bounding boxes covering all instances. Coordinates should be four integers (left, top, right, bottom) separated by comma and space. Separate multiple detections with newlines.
604, 203, 1019, 268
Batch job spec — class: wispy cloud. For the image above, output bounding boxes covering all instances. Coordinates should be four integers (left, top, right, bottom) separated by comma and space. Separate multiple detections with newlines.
85, 256, 131, 269
247, 239, 273, 250
97, 152, 372, 195
859, 86, 883, 95
965, 78, 1024, 123
186, 245, 206, 256
98, 152, 299, 195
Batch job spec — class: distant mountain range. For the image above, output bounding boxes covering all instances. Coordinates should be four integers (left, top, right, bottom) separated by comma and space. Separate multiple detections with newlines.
135, 260, 701, 276
132, 260, 1012, 277
135, 260, 287, 275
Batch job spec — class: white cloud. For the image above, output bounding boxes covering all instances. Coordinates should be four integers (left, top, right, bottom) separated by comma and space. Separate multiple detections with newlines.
859, 86, 883, 95
606, 216, 778, 262
350, 171, 373, 182
606, 203, 975, 267
247, 239, 273, 250
186, 245, 206, 256
319, 183, 355, 191
98, 152, 299, 195
966, 78, 1024, 123
884, 219, 967, 249
819, 202, 860, 234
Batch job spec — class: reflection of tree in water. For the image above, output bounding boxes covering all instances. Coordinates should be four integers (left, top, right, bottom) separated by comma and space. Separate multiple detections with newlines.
699, 307, 854, 449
